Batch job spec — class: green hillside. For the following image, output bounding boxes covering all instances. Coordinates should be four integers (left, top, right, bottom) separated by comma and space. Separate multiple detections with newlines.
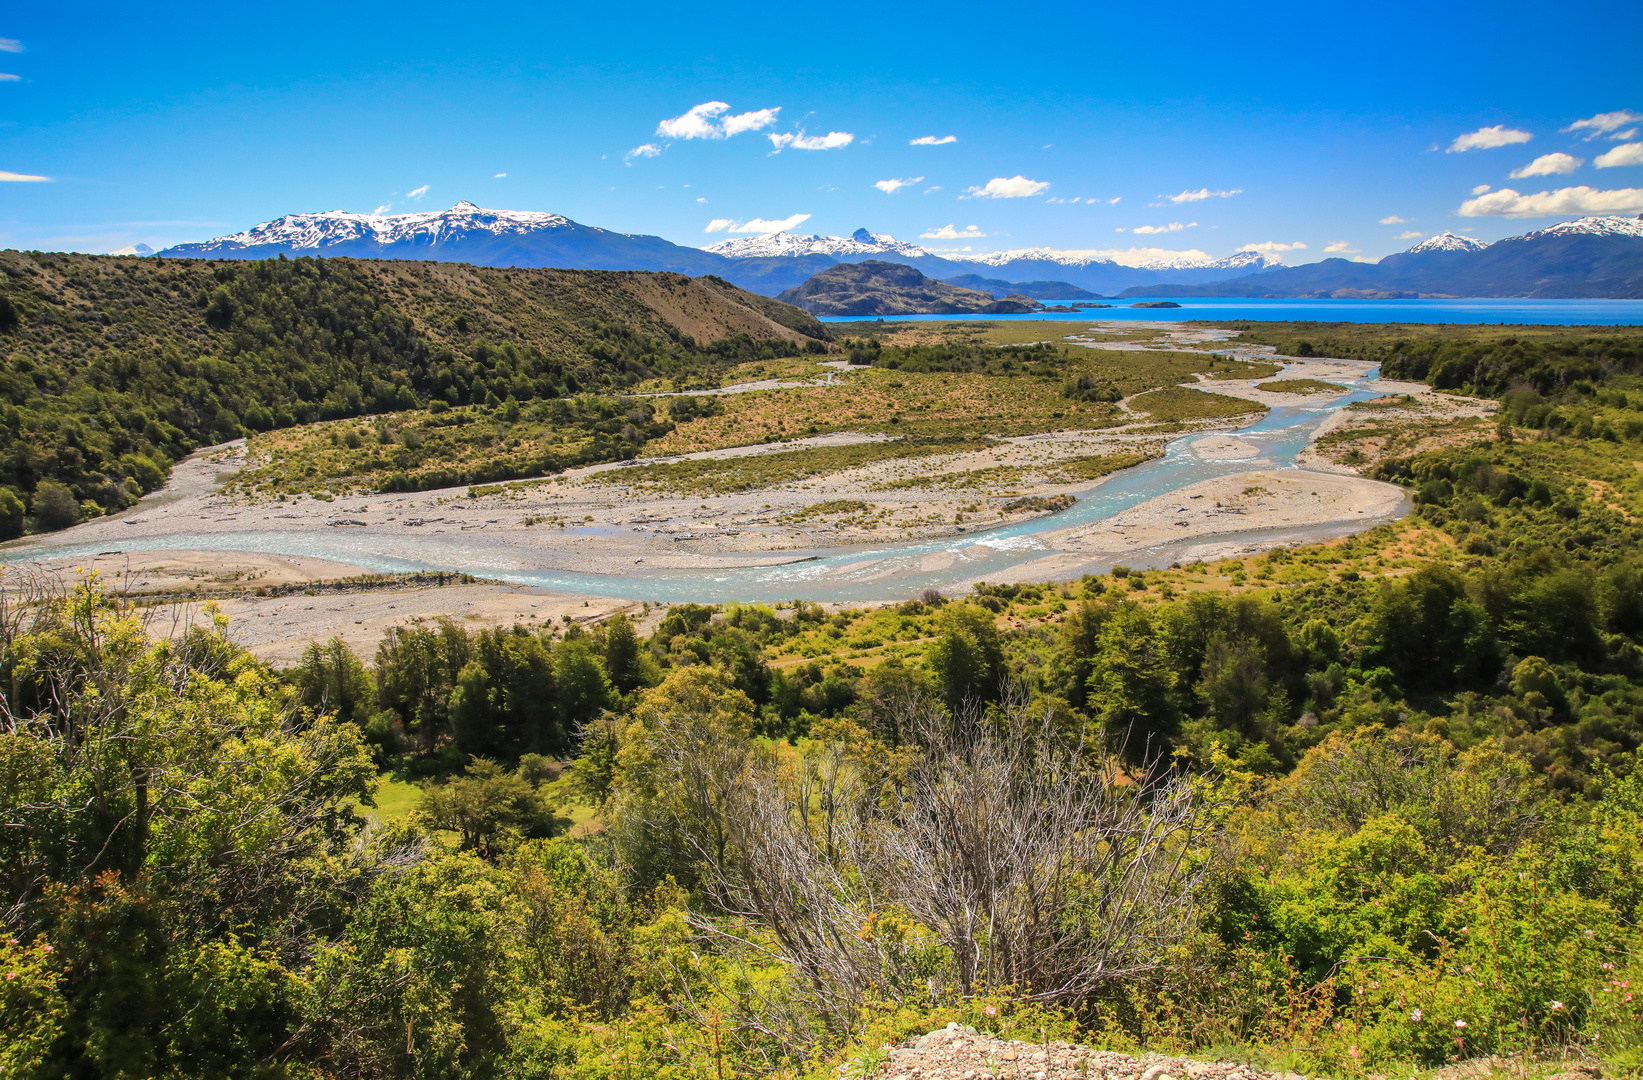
0, 252, 827, 533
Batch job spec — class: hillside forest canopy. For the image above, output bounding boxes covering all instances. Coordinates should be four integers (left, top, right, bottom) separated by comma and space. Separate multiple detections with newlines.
0, 252, 828, 534
4, 316, 1643, 1077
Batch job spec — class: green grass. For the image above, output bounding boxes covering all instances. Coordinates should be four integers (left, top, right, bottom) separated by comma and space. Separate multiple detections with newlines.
590, 437, 991, 495
1257, 378, 1349, 394
1129, 385, 1269, 422
368, 774, 422, 824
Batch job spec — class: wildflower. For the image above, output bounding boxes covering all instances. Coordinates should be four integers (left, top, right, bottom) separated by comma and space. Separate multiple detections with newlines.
984, 1005, 998, 1017
1349, 1046, 1362, 1061
1604, 963, 1616, 970
41, 945, 51, 953
1550, 1001, 1564, 1011
1410, 1008, 1423, 1022
1584, 929, 1595, 937
4, 973, 13, 981
1454, 1020, 1468, 1029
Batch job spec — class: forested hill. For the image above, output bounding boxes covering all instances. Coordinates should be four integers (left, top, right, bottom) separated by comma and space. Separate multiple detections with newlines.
0, 252, 827, 531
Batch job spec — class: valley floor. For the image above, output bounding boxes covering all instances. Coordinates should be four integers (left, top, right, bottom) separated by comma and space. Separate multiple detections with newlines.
2, 325, 1490, 658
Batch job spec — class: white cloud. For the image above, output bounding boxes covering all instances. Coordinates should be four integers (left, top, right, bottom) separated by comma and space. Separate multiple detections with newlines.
0, 39, 20, 53
658, 101, 728, 139
1459, 185, 1643, 217
1131, 221, 1196, 235
1352, 256, 1382, 264
874, 176, 925, 194
1448, 125, 1533, 152
1396, 230, 1423, 240
910, 135, 957, 146
1610, 129, 1640, 142
372, 204, 392, 215
655, 101, 780, 141
722, 108, 780, 137
1510, 152, 1583, 178
920, 224, 986, 239
0, 73, 19, 82
1472, 184, 1493, 195
1165, 187, 1242, 203
1239, 241, 1308, 253
0, 170, 51, 182
965, 175, 1050, 199
924, 185, 942, 194
768, 130, 854, 152
1595, 143, 1643, 168
1109, 196, 1120, 204
626, 143, 663, 160
1324, 241, 1359, 253
406, 184, 430, 201
493, 172, 507, 178
1379, 215, 1408, 224
1563, 110, 1642, 141
703, 213, 812, 234
696, 197, 706, 203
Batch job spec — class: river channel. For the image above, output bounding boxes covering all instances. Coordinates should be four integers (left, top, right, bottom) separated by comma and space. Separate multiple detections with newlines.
12, 365, 1406, 604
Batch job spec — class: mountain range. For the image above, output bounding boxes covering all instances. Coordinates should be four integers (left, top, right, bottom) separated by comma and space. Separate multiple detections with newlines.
1122, 217, 1643, 300
150, 204, 1643, 300
155, 202, 1279, 297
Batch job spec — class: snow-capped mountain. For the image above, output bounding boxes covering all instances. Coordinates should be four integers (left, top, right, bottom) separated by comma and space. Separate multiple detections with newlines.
966, 247, 1280, 273
1405, 232, 1489, 254
173, 202, 575, 255
703, 228, 931, 259
1128, 213, 1643, 299
156, 202, 1643, 299
1518, 214, 1643, 242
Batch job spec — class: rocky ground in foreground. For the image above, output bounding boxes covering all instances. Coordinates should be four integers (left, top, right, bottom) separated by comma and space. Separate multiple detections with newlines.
852, 1026, 1611, 1080
853, 1025, 1301, 1080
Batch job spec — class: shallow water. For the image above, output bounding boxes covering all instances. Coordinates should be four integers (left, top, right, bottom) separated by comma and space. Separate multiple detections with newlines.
14, 369, 1402, 603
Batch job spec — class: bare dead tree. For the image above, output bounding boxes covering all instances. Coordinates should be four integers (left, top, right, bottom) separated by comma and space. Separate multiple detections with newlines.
648, 684, 1219, 1048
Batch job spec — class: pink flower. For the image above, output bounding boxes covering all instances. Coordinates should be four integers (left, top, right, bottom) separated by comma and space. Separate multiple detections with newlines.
1349, 1046, 1361, 1060
1550, 1001, 1564, 1011
984, 1005, 998, 1017
1454, 1019, 1468, 1029
4, 973, 13, 981
41, 945, 51, 953
1410, 1008, 1423, 1022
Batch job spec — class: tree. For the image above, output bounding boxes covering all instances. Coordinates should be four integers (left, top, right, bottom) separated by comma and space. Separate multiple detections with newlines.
925, 602, 1004, 711
30, 480, 80, 531
416, 758, 559, 859
602, 612, 645, 696
0, 487, 24, 539
1087, 601, 1178, 763
293, 635, 377, 727
555, 636, 613, 731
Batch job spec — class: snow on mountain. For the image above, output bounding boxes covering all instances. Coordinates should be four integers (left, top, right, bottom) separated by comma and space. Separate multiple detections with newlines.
183, 201, 577, 253
703, 227, 930, 259
106, 243, 156, 256
1519, 214, 1643, 241
965, 246, 1279, 272
1404, 232, 1490, 255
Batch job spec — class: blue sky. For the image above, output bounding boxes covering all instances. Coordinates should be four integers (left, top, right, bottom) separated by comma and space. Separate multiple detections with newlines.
3, 0, 1641, 263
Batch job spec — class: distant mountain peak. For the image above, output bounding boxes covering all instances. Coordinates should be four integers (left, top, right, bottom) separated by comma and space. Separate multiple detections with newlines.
1517, 214, 1643, 242
701, 229, 930, 259
1404, 232, 1489, 255
165, 201, 577, 256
